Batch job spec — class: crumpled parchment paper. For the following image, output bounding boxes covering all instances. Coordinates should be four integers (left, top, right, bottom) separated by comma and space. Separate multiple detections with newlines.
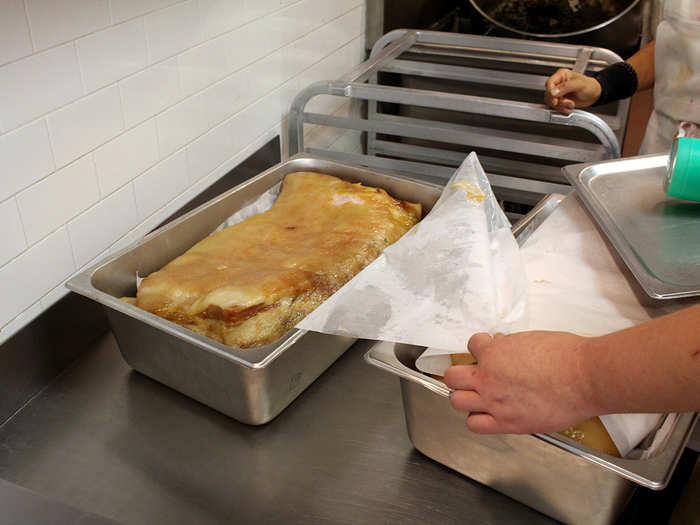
297, 153, 528, 363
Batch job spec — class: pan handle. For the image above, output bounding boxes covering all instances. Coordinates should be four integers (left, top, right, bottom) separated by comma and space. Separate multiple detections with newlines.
364, 342, 451, 398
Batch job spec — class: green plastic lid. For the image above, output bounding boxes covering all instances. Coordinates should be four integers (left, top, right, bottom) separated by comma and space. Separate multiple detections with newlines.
665, 137, 700, 202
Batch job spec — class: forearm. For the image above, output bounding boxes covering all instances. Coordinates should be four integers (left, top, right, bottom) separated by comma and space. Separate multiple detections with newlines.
584, 303, 700, 415
626, 40, 655, 92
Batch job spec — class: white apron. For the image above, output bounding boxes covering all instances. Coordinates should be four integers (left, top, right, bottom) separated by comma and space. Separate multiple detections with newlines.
639, 0, 700, 154
639, 1, 700, 452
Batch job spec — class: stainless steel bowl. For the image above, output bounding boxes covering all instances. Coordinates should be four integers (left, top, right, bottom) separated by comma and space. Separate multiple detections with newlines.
468, 0, 644, 57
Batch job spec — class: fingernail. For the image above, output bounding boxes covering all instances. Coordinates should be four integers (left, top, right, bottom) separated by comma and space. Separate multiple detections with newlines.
551, 88, 560, 96
553, 98, 559, 106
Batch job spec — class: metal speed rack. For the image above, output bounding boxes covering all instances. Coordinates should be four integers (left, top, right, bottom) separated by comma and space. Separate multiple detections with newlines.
288, 30, 629, 207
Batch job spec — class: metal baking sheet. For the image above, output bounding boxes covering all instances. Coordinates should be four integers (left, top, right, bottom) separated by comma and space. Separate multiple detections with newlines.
564, 154, 700, 299
67, 154, 443, 424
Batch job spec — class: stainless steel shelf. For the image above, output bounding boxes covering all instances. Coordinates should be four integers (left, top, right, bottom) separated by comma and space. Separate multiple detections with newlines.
288, 30, 627, 206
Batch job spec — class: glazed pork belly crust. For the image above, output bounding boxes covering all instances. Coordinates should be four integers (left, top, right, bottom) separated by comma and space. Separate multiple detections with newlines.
133, 171, 421, 348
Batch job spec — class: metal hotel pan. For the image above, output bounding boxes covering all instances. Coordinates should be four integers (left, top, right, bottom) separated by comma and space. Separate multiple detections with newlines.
67, 154, 443, 425
365, 196, 698, 525
366, 348, 697, 525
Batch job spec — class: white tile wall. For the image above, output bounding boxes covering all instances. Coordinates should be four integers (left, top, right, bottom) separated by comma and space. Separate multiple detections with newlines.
177, 34, 231, 97
68, 183, 139, 267
94, 119, 159, 196
201, 69, 252, 127
0, 198, 26, 267
24, 0, 111, 51
226, 15, 279, 71
0, 43, 83, 132
119, 58, 181, 127
244, 0, 279, 20
111, 0, 181, 25
0, 0, 366, 342
76, 18, 149, 93
0, 119, 55, 202
155, 90, 211, 157
186, 119, 235, 183
40, 282, 72, 311
145, 0, 201, 64
198, 0, 246, 40
0, 227, 75, 328
16, 155, 100, 244
0, 0, 33, 66
47, 85, 125, 168
0, 301, 42, 346
134, 149, 190, 219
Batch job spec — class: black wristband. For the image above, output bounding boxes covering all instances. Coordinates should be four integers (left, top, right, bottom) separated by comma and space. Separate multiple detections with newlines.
592, 62, 638, 106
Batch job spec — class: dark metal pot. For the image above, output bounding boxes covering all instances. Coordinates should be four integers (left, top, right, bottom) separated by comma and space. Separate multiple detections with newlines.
468, 0, 644, 58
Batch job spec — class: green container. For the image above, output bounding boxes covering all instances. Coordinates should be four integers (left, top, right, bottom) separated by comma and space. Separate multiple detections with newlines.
665, 137, 700, 202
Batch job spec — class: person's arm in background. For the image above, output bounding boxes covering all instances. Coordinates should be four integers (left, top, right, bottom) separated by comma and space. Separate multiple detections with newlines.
626, 40, 656, 90
545, 40, 656, 115
444, 302, 700, 434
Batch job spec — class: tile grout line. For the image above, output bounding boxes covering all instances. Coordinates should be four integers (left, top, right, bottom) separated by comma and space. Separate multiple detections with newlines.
100, 8, 364, 160
0, 1, 363, 138
107, 0, 115, 25
41, 117, 59, 174
113, 124, 281, 254
0, 32, 364, 258
130, 181, 141, 221
10, 196, 29, 249
0, 1, 365, 329
0, 11, 364, 279
0, 0, 191, 71
20, 0, 37, 53
7, 125, 202, 263
65, 223, 79, 275
73, 41, 88, 95
2, 24, 360, 215
91, 151, 105, 200
1, 121, 277, 342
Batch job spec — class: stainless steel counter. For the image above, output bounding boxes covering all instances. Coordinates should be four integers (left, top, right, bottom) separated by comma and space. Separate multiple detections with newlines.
1, 332, 697, 524
0, 478, 118, 525
0, 333, 556, 525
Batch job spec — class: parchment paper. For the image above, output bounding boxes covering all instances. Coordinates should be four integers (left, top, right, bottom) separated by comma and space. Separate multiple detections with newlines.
297, 153, 528, 357
514, 193, 690, 457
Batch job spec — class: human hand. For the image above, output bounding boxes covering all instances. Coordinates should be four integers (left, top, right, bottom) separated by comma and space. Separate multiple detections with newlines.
444, 331, 600, 435
544, 68, 602, 115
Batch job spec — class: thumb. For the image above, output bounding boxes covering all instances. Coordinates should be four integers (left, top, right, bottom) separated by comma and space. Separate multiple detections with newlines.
467, 332, 493, 361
